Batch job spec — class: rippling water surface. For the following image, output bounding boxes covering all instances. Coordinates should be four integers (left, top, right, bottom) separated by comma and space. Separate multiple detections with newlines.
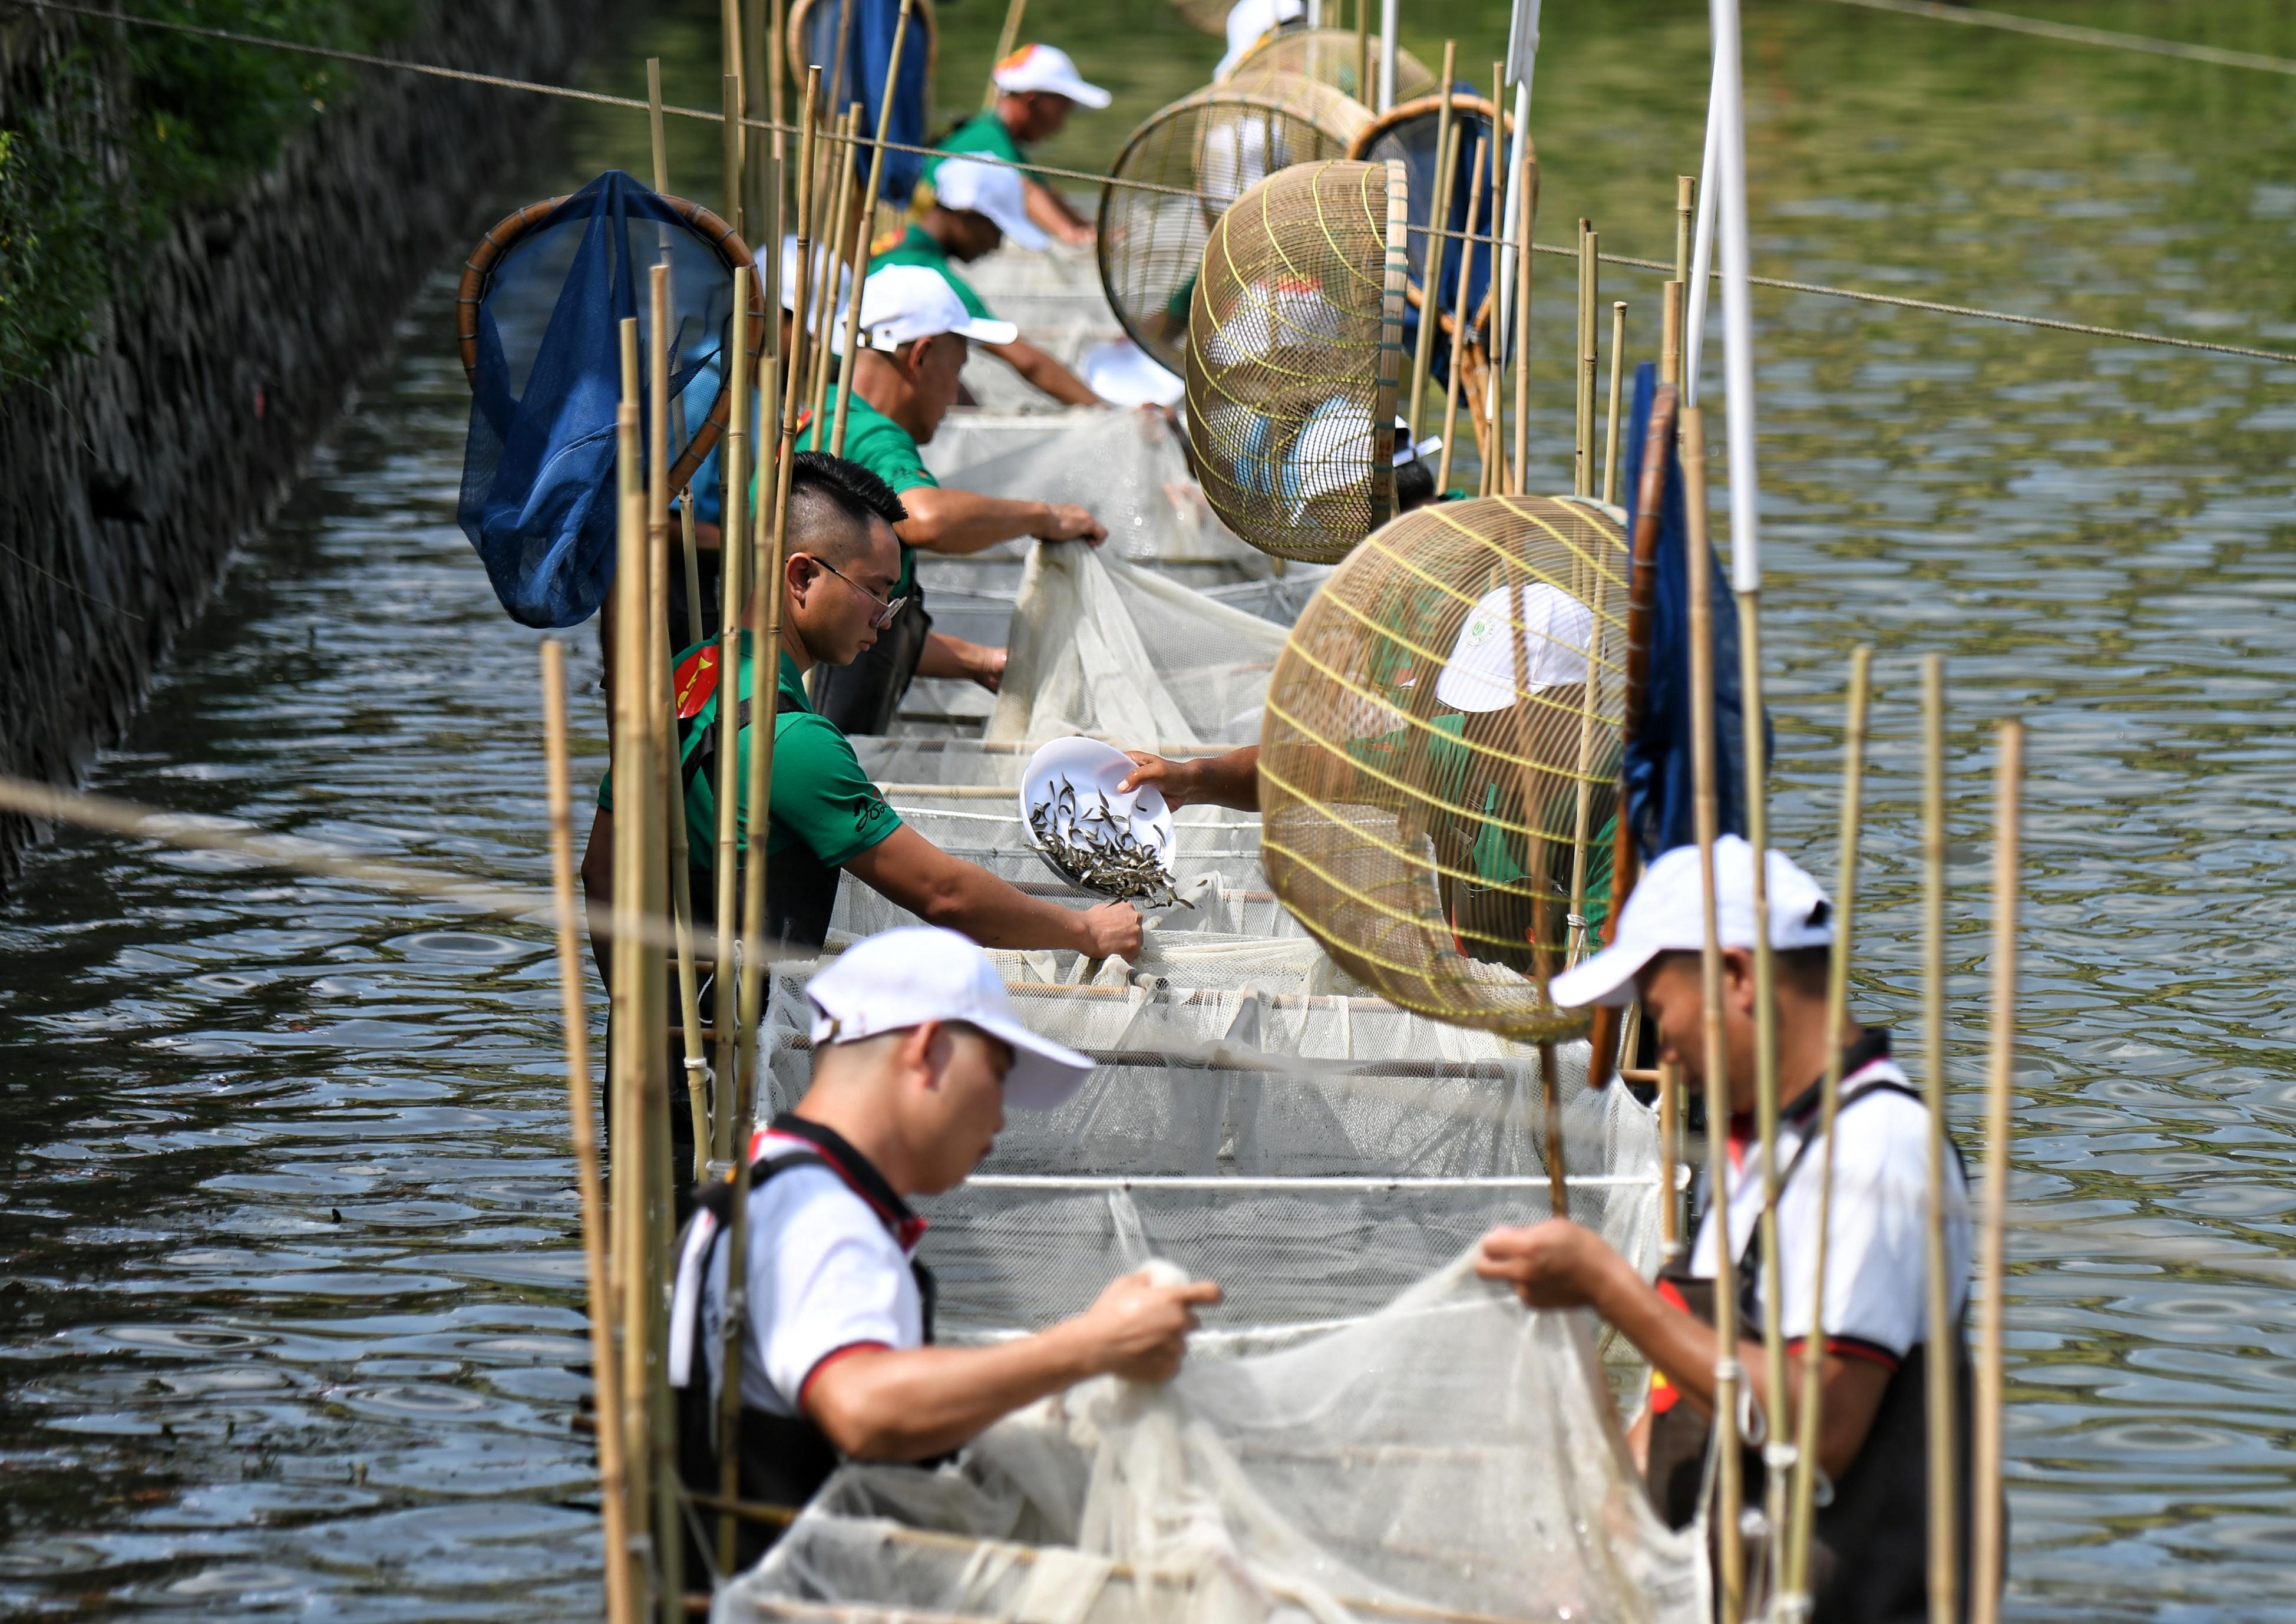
7, 0, 2296, 1617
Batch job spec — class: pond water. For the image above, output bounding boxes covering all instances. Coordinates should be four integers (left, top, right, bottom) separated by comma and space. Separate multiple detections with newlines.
6, 0, 2296, 1617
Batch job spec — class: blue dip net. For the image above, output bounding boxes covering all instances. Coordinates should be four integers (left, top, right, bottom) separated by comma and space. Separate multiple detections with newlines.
457, 170, 744, 629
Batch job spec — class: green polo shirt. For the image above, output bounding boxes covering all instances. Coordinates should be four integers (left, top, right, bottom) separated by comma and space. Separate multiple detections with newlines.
871, 225, 995, 322
798, 392, 937, 597
596, 637, 901, 871
923, 110, 1025, 187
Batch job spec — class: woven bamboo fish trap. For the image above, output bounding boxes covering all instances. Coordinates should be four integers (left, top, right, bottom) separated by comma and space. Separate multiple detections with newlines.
1258, 494, 1630, 1041
1225, 27, 1436, 103
1182, 159, 1407, 565
1347, 94, 1528, 420
1097, 73, 1373, 377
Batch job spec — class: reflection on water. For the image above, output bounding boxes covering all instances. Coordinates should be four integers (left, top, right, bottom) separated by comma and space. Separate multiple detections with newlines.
6, 0, 2296, 1617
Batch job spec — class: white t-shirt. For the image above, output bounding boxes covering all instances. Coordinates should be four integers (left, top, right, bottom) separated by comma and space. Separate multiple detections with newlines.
1689, 1044, 1972, 1366
669, 1127, 926, 1417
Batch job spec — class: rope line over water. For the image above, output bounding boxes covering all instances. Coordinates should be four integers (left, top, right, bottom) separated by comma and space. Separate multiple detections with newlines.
18, 0, 2296, 367
1815, 0, 2296, 78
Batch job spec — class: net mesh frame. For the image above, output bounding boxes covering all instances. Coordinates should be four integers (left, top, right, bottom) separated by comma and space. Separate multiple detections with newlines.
1096, 74, 1374, 379
1224, 26, 1437, 103
1182, 159, 1406, 566
1259, 495, 1630, 1041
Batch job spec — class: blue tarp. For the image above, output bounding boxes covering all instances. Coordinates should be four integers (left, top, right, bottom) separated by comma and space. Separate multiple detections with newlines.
1618, 362, 1768, 860
797, 0, 932, 206
458, 170, 732, 628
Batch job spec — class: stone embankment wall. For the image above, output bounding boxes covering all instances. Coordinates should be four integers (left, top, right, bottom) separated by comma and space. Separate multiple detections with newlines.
0, 0, 607, 883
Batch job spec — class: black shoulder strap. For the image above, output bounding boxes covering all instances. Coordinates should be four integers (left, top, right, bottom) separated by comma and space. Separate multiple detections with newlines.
679, 683, 810, 796
1733, 1077, 1968, 1279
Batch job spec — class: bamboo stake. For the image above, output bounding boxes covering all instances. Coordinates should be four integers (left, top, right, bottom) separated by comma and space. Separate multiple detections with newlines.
724, 72, 746, 235
1681, 403, 1745, 1623
807, 107, 860, 437
1921, 653, 1961, 1624
984, 0, 1026, 107
835, 0, 916, 457
1661, 280, 1683, 392
1433, 134, 1482, 499
1600, 300, 1626, 506
821, 0, 857, 183
787, 71, 822, 411
1783, 645, 1871, 1602
712, 271, 754, 1167
653, 266, 711, 1189
1479, 60, 1508, 500
765, 0, 785, 147
609, 317, 658, 1611
1574, 222, 1596, 497
1740, 554, 1789, 1624
1565, 564, 1608, 965
1510, 133, 1531, 496
1970, 721, 2023, 1624
1657, 1056, 1683, 1259
1676, 174, 1695, 288
543, 641, 639, 1624
647, 60, 669, 193
1407, 47, 1457, 444
1541, 1040, 1568, 1218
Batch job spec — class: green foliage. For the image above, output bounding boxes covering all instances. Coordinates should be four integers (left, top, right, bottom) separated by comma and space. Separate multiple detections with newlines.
0, 0, 417, 389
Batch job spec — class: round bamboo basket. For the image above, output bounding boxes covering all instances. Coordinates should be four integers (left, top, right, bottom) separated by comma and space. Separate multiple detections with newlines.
1225, 26, 1436, 103
1258, 494, 1630, 1040
1097, 72, 1373, 377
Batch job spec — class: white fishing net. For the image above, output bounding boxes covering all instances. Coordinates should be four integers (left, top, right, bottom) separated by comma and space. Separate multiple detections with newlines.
986, 544, 1291, 748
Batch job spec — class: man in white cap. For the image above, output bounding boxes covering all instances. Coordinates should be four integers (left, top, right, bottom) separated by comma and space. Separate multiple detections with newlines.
800, 263, 1107, 734
924, 44, 1109, 247
670, 926, 1223, 1570
873, 157, 1103, 407
1474, 835, 1977, 1624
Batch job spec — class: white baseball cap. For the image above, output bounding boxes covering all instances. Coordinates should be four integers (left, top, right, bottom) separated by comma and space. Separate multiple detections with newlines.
838, 263, 1018, 354
1435, 582, 1595, 712
992, 43, 1112, 108
931, 157, 1048, 251
806, 927, 1095, 1108
1550, 836, 1836, 1009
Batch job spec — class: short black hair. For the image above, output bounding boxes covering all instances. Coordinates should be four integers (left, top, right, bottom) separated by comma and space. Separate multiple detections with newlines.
791, 450, 909, 529
786, 451, 909, 567
1395, 457, 1436, 512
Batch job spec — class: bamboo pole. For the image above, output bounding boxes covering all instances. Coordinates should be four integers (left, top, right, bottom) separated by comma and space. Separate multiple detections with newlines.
807, 107, 860, 438
1406, 48, 1458, 445
609, 317, 659, 1612
1920, 653, 1961, 1624
1657, 1056, 1683, 1259
1600, 301, 1626, 506
1479, 61, 1508, 500
985, 0, 1026, 107
1565, 563, 1607, 966
821, 0, 858, 180
1433, 133, 1482, 499
712, 271, 754, 1168
1541, 1040, 1568, 1217
1681, 403, 1745, 1623
542, 641, 639, 1624
834, 0, 916, 457
1676, 174, 1695, 288
724, 72, 746, 235
713, 82, 818, 1561
647, 60, 669, 193
788, 71, 821, 411
1783, 645, 1872, 1602
1661, 280, 1683, 391
1509, 133, 1531, 497
652, 266, 712, 1188
1574, 222, 1596, 497
1738, 585, 1789, 1622
1970, 721, 2023, 1624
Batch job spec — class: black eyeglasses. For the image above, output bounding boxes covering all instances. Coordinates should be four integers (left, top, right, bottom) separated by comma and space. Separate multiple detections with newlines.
804, 555, 909, 629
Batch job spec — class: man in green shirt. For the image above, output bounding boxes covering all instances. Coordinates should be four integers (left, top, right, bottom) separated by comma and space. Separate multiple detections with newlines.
923, 44, 1108, 248
875, 158, 1102, 408
582, 451, 1141, 961
801, 264, 1108, 734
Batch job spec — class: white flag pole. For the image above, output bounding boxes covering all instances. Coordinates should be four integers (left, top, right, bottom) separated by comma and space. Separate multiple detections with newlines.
1682, 52, 1722, 410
